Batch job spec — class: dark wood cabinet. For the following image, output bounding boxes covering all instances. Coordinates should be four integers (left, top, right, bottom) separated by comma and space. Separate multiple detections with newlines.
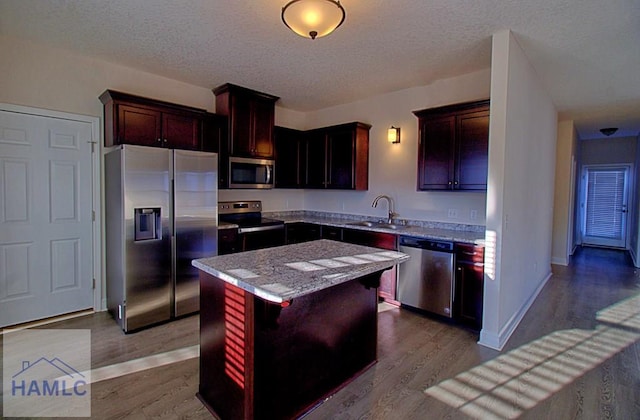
213, 83, 279, 159
342, 228, 398, 303
217, 228, 238, 255
285, 222, 321, 244
321, 225, 342, 241
454, 243, 485, 330
304, 130, 328, 188
304, 122, 370, 190
100, 90, 205, 150
274, 126, 306, 188
413, 100, 489, 191
201, 112, 228, 153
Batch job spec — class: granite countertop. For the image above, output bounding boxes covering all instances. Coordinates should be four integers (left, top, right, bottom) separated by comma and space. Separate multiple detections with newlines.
192, 239, 409, 303
271, 214, 486, 245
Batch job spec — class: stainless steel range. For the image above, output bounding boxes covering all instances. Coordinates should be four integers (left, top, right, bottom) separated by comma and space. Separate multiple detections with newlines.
219, 201, 285, 252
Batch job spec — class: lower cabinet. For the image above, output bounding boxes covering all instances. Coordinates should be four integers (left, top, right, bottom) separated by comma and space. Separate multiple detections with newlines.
221, 221, 485, 324
342, 228, 399, 304
285, 223, 321, 244
218, 228, 238, 255
321, 225, 342, 241
454, 244, 485, 330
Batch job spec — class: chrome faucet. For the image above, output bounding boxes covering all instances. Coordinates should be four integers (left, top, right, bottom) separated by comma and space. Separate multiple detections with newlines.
372, 195, 398, 224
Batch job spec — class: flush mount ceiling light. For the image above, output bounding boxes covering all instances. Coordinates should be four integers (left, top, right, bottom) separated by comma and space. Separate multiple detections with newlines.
600, 127, 618, 136
281, 0, 346, 40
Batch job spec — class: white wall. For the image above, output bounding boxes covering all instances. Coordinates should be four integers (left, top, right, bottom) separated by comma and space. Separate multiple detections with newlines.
633, 134, 640, 265
300, 71, 491, 224
0, 35, 216, 116
481, 30, 558, 350
580, 136, 637, 165
552, 120, 578, 265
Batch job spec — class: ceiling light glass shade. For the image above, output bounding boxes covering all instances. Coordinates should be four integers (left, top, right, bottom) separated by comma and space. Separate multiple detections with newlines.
282, 0, 346, 40
600, 127, 618, 136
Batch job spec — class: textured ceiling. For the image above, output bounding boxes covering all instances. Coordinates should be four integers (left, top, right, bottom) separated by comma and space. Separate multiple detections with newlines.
1, 0, 639, 139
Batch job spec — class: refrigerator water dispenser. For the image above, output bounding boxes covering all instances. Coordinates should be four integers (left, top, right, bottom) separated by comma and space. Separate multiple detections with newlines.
134, 208, 161, 241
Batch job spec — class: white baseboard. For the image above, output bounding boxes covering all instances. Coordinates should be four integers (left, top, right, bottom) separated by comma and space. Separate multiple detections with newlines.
629, 247, 639, 268
478, 270, 553, 351
551, 256, 568, 266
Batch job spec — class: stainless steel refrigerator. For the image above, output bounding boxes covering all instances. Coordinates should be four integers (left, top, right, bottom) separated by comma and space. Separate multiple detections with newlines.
105, 145, 218, 332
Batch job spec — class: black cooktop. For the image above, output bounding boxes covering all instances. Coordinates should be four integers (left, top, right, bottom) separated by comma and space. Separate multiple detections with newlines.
219, 212, 284, 228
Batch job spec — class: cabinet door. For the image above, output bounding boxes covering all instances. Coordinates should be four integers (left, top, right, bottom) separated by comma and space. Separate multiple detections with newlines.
252, 98, 275, 158
320, 225, 342, 241
455, 244, 484, 330
455, 261, 484, 329
218, 229, 238, 255
456, 110, 489, 190
163, 112, 201, 150
304, 132, 327, 188
326, 128, 355, 189
229, 94, 253, 156
285, 223, 321, 244
202, 113, 227, 153
117, 104, 162, 147
418, 115, 455, 190
342, 228, 398, 303
274, 127, 305, 188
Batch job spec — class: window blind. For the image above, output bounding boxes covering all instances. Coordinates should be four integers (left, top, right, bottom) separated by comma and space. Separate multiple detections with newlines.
585, 169, 625, 239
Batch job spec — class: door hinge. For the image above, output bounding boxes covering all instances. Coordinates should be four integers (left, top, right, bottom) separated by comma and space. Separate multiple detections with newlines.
88, 140, 97, 153
92, 210, 96, 221
92, 278, 96, 289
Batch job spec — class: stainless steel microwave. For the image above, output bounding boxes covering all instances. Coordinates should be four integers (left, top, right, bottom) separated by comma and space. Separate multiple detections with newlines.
228, 156, 275, 189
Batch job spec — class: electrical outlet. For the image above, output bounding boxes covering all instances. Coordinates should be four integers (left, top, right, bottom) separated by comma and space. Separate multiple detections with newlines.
470, 210, 478, 220
447, 208, 458, 218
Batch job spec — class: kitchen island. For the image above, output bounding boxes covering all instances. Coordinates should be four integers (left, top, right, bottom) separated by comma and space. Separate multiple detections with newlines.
192, 239, 409, 419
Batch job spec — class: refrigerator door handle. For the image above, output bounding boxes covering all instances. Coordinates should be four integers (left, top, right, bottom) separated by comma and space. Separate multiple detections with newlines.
170, 178, 175, 236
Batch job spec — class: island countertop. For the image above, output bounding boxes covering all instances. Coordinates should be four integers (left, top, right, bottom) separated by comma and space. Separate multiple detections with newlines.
192, 239, 409, 303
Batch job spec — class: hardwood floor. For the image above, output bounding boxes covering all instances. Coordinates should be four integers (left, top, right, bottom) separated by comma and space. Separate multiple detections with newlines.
3, 246, 639, 419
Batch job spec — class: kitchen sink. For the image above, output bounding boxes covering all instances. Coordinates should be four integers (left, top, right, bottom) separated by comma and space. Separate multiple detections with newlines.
347, 221, 407, 230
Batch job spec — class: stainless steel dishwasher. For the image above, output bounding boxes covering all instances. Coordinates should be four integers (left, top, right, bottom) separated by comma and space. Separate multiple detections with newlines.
397, 236, 455, 317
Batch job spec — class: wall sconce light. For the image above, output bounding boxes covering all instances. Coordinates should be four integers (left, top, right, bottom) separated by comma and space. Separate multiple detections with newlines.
388, 126, 401, 144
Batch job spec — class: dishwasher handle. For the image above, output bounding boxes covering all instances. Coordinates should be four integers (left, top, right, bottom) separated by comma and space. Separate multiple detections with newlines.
399, 236, 454, 252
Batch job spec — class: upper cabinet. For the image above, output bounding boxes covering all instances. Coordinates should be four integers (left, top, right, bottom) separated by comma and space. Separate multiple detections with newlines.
413, 100, 490, 191
201, 112, 228, 154
308, 122, 370, 190
99, 90, 206, 150
275, 122, 370, 190
213, 83, 279, 159
274, 126, 306, 188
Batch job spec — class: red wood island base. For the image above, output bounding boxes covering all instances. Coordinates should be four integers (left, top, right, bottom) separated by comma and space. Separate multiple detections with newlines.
197, 270, 381, 419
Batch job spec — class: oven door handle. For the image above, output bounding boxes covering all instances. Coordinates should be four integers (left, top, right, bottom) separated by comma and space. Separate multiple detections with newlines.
238, 224, 284, 234
266, 164, 272, 185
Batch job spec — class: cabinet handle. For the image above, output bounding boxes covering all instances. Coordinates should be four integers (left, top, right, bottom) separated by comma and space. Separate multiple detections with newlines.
157, 138, 162, 143
448, 181, 453, 185
454, 181, 459, 185
163, 138, 168, 144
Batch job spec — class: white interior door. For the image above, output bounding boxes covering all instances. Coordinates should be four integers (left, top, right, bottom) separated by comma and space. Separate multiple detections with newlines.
581, 166, 629, 248
0, 110, 94, 327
